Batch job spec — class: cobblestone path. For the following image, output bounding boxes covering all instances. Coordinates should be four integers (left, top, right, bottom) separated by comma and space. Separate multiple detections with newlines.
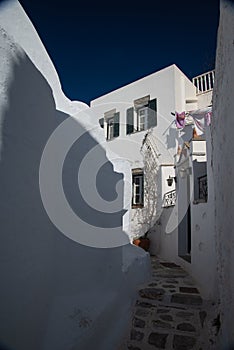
120, 256, 217, 350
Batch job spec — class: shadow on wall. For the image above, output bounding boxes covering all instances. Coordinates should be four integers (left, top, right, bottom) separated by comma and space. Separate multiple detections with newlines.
166, 127, 177, 150
179, 124, 194, 144
0, 40, 135, 350
131, 147, 160, 236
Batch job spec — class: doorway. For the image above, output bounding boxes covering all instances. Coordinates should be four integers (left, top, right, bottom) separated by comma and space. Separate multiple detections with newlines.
178, 170, 191, 263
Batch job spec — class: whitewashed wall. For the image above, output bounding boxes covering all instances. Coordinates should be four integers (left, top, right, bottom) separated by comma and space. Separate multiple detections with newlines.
0, 1, 151, 350
91, 65, 197, 238
189, 130, 217, 300
211, 0, 234, 347
197, 90, 213, 109
160, 165, 176, 201
150, 127, 217, 300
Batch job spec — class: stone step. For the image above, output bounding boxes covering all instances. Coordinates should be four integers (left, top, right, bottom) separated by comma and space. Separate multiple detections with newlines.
120, 257, 214, 350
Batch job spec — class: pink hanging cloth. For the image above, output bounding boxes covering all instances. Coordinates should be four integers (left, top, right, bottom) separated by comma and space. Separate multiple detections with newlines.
175, 111, 186, 129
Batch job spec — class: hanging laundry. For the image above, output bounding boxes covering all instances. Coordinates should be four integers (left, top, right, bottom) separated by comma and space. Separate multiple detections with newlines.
188, 107, 212, 135
175, 111, 186, 129
174, 107, 212, 135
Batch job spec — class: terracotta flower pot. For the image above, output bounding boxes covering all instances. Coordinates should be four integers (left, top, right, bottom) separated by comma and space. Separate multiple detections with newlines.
133, 237, 150, 252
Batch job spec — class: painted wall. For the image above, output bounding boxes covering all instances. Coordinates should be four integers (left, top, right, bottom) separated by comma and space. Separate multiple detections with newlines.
91, 64, 177, 163
174, 65, 197, 113
0, 1, 151, 350
91, 65, 197, 238
149, 205, 178, 259
197, 90, 213, 109
211, 0, 234, 347
160, 165, 176, 201
189, 130, 217, 300
89, 21, 218, 301
150, 127, 217, 300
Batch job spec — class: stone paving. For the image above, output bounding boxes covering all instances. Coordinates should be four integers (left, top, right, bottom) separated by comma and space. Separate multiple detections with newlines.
120, 255, 218, 350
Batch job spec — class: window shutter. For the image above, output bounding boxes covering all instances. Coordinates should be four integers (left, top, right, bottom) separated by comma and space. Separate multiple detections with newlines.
148, 98, 157, 128
99, 117, 104, 129
126, 107, 134, 134
113, 112, 120, 137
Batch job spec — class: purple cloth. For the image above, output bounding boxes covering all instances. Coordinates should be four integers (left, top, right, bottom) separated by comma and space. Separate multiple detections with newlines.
175, 111, 186, 129
175, 107, 212, 134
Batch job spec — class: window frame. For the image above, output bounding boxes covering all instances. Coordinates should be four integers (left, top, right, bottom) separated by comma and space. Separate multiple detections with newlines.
132, 97, 157, 134
106, 116, 115, 140
192, 160, 208, 204
137, 106, 148, 131
132, 169, 144, 208
198, 174, 208, 202
104, 111, 120, 141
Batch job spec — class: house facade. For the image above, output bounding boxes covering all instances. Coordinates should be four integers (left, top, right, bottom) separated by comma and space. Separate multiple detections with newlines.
149, 70, 216, 299
91, 66, 216, 300
91, 64, 198, 241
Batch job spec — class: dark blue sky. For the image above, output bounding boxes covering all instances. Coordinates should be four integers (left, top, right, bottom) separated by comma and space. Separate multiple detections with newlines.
18, 0, 219, 105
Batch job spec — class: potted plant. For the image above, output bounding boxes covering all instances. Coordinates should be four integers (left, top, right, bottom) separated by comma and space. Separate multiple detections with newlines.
133, 231, 150, 251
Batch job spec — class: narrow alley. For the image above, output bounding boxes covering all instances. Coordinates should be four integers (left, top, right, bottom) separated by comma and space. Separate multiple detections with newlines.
120, 255, 218, 350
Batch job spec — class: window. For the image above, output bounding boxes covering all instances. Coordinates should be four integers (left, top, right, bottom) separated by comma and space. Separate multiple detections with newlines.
193, 160, 208, 204
126, 107, 134, 134
126, 97, 157, 135
103, 111, 120, 140
132, 169, 144, 208
137, 107, 148, 131
148, 98, 157, 128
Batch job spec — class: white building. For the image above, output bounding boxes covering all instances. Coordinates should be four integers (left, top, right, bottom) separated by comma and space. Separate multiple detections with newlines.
91, 64, 198, 240
150, 70, 216, 300
91, 65, 216, 300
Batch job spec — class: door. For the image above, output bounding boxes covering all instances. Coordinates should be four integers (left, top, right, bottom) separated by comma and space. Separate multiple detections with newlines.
178, 169, 191, 262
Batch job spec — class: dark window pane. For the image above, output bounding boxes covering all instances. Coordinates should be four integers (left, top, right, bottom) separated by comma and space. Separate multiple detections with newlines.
148, 98, 157, 128
126, 107, 134, 134
113, 112, 120, 137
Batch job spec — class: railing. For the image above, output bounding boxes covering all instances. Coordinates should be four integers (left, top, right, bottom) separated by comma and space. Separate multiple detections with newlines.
198, 175, 208, 201
192, 70, 215, 95
162, 189, 176, 208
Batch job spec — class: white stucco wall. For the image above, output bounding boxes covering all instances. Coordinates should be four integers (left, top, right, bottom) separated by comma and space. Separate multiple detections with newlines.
0, 0, 88, 115
150, 128, 217, 300
0, 2, 151, 350
91, 65, 197, 237
189, 129, 217, 300
90, 64, 198, 164
197, 90, 213, 109
91, 64, 177, 161
160, 165, 176, 201
173, 65, 197, 113
211, 0, 234, 347
149, 205, 178, 259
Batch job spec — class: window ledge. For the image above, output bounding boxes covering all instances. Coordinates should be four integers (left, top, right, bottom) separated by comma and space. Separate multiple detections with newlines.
127, 127, 156, 136
132, 204, 144, 209
106, 136, 119, 142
